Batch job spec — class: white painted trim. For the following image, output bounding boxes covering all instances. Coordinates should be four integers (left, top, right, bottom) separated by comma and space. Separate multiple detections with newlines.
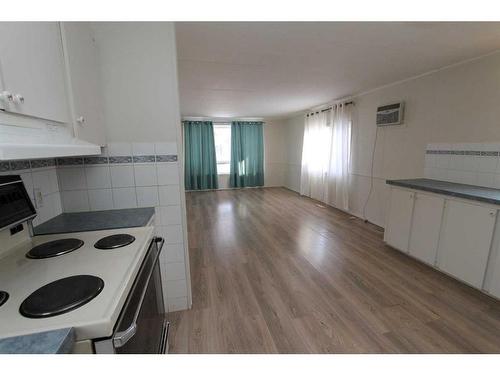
294, 48, 500, 119
182, 116, 265, 123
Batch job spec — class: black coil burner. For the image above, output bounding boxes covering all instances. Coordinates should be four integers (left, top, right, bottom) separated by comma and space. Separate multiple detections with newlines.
19, 275, 104, 318
94, 234, 135, 250
26, 238, 84, 259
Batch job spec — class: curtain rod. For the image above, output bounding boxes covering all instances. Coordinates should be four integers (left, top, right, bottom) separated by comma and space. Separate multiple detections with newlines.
182, 116, 265, 123
306, 101, 354, 116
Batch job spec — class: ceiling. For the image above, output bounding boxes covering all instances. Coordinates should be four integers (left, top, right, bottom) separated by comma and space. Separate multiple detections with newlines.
175, 22, 500, 119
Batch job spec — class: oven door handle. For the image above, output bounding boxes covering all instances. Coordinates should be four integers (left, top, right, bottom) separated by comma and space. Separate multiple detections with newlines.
113, 322, 137, 348
112, 236, 165, 349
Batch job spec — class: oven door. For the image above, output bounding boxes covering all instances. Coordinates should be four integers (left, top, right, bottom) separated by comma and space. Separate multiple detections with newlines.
96, 237, 168, 354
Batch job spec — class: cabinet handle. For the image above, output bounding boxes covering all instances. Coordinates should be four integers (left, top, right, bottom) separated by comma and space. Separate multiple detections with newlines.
490, 211, 496, 217
76, 116, 85, 125
13, 94, 24, 104
0, 91, 13, 102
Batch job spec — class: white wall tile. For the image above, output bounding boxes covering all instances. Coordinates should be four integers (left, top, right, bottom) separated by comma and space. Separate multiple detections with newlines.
478, 156, 498, 173
112, 187, 137, 209
164, 262, 186, 281
476, 172, 495, 188
449, 155, 465, 171
48, 169, 59, 193
62, 190, 90, 212
58, 167, 87, 191
32, 170, 52, 196
166, 279, 187, 298
107, 142, 132, 156
165, 243, 185, 263
88, 189, 114, 211
52, 192, 62, 216
36, 194, 55, 224
85, 166, 111, 189
167, 296, 188, 312
20, 172, 34, 198
154, 142, 177, 155
159, 205, 182, 225
463, 156, 479, 171
132, 142, 155, 156
435, 154, 450, 169
156, 163, 179, 185
158, 185, 181, 206
110, 165, 135, 187
136, 186, 159, 207
164, 225, 183, 244
134, 164, 157, 186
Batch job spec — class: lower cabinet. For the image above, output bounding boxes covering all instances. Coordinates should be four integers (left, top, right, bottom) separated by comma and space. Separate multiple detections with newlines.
384, 188, 414, 252
488, 249, 500, 299
408, 193, 444, 265
436, 200, 497, 289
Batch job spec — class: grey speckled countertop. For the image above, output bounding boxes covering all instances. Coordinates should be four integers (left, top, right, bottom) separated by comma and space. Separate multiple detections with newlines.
34, 207, 155, 235
386, 178, 500, 205
0, 328, 74, 354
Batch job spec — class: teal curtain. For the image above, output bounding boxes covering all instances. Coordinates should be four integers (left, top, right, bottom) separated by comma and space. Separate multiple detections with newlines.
229, 121, 264, 188
184, 121, 219, 190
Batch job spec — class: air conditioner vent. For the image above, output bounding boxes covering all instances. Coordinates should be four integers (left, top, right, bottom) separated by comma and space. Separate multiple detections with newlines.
376, 102, 404, 126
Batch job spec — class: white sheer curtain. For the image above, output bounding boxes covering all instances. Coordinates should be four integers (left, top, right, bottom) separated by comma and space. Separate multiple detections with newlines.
300, 103, 352, 211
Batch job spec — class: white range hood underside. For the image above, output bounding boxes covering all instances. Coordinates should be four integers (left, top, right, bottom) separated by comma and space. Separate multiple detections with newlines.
0, 141, 101, 160
0, 120, 101, 161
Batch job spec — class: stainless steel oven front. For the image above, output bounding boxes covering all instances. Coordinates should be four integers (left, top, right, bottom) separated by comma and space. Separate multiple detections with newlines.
94, 237, 169, 354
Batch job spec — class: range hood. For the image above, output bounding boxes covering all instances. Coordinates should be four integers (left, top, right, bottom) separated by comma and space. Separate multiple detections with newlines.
0, 121, 101, 161
0, 139, 101, 160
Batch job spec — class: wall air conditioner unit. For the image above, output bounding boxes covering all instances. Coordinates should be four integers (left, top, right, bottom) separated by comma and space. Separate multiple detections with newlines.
376, 102, 404, 126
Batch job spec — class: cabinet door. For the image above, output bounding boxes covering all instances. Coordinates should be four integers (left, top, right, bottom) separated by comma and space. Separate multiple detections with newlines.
408, 193, 444, 265
0, 22, 69, 123
437, 200, 496, 288
384, 188, 415, 252
488, 247, 500, 299
61, 22, 106, 146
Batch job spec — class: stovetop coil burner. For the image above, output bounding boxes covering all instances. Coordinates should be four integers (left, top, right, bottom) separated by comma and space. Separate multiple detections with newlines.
0, 291, 9, 307
19, 275, 104, 318
94, 234, 135, 249
26, 238, 84, 259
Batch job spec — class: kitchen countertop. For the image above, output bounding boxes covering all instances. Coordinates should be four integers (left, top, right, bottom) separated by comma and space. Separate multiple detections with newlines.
386, 178, 500, 205
0, 328, 74, 354
33, 207, 155, 235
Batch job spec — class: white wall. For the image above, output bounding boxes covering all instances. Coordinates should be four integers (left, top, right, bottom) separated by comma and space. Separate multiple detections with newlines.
214, 118, 287, 189
91, 22, 180, 143
283, 115, 304, 193
349, 51, 500, 227
88, 22, 191, 313
264, 119, 287, 187
281, 51, 500, 228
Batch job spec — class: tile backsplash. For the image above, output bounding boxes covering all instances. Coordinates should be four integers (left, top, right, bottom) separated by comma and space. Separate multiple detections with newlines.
424, 143, 500, 188
56, 141, 188, 312
0, 158, 62, 226
0, 141, 188, 312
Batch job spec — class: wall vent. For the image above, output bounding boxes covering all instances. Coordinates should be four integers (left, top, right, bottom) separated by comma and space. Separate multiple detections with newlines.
376, 102, 404, 126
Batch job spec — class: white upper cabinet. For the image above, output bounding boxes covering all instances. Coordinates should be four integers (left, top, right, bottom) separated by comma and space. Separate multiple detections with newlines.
408, 193, 444, 265
436, 200, 496, 289
0, 22, 70, 123
384, 187, 415, 252
61, 23, 106, 146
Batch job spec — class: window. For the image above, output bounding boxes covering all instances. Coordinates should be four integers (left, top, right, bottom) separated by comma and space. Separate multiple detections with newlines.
213, 123, 231, 175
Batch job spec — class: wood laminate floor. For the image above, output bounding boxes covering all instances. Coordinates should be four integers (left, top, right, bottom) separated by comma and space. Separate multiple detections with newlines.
167, 187, 500, 353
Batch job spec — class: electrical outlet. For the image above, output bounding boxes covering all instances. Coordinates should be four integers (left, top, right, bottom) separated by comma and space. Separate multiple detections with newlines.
34, 188, 43, 208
